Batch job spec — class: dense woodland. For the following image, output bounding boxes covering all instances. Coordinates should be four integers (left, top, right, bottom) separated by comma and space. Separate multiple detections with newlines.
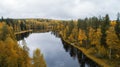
0, 13, 120, 67
55, 14, 120, 66
58, 14, 120, 60
0, 22, 46, 66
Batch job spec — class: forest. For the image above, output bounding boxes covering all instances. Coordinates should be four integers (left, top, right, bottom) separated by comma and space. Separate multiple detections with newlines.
0, 13, 120, 67
0, 21, 46, 66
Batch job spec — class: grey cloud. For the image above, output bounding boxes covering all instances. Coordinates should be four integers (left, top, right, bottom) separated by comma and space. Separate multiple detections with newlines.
0, 0, 120, 20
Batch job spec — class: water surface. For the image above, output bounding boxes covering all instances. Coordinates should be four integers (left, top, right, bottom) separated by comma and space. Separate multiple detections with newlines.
18, 32, 99, 67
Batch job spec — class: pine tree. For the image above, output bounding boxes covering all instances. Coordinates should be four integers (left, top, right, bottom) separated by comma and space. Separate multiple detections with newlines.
115, 13, 120, 39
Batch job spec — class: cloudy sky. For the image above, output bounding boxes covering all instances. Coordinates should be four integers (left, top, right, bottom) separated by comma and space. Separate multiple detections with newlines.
0, 0, 120, 20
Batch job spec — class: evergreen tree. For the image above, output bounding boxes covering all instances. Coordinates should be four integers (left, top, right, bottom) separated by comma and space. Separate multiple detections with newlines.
101, 14, 110, 47
115, 12, 120, 39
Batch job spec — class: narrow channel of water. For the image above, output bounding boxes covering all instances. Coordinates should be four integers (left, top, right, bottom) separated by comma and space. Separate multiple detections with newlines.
17, 32, 99, 67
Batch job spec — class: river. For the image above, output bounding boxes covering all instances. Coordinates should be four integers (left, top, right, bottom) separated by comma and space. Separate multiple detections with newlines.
17, 31, 99, 67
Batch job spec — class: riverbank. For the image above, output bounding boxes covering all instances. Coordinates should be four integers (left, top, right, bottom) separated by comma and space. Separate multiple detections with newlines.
15, 30, 32, 35
61, 37, 111, 67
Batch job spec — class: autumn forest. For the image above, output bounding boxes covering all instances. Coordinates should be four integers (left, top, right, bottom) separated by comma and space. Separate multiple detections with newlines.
0, 13, 120, 67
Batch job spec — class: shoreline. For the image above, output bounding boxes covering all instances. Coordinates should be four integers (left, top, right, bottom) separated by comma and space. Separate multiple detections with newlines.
61, 37, 111, 67
15, 30, 32, 35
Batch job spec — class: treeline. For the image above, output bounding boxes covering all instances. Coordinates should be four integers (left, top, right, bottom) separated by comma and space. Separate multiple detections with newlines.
52, 14, 120, 66
0, 22, 46, 67
0, 18, 54, 32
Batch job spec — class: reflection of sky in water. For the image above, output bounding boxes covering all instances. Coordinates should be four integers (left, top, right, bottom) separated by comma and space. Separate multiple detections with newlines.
19, 32, 79, 67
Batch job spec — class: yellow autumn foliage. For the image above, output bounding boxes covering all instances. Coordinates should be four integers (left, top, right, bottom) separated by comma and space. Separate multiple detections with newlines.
78, 29, 87, 44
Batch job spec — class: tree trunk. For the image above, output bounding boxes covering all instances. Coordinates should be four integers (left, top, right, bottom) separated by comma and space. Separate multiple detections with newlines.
109, 48, 111, 59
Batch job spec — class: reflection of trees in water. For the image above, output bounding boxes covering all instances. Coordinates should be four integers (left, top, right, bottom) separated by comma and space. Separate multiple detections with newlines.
16, 32, 30, 52
61, 40, 100, 67
33, 29, 50, 33
69, 46, 77, 59
16, 32, 30, 41
61, 39, 70, 52
22, 39, 29, 52
51, 31, 60, 38
16, 31, 100, 67
16, 29, 53, 41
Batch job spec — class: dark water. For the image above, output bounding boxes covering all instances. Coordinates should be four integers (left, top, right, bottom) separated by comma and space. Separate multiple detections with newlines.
17, 32, 99, 67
